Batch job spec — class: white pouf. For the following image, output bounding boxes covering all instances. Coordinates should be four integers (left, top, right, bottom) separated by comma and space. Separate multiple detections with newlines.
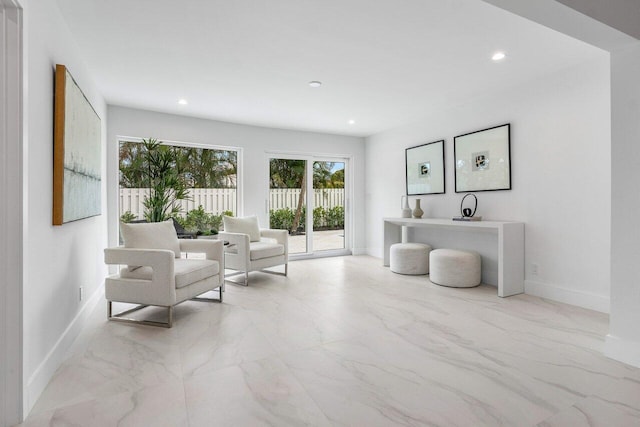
429, 249, 481, 288
390, 243, 431, 275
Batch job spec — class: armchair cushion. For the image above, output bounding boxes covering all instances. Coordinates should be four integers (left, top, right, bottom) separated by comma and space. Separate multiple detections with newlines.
249, 241, 285, 261
223, 215, 261, 242
120, 258, 220, 289
120, 219, 181, 258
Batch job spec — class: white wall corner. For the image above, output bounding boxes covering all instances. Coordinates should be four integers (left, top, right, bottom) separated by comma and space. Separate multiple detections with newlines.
24, 284, 104, 416
604, 334, 640, 368
525, 279, 610, 313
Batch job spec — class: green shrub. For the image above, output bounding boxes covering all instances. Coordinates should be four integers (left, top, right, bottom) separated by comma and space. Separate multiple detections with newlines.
313, 207, 325, 228
270, 208, 295, 231
120, 211, 137, 223
171, 213, 188, 228
269, 205, 346, 231
184, 205, 221, 234
325, 206, 344, 228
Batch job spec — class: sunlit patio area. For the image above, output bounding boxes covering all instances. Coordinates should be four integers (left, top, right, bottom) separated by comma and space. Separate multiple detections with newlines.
288, 229, 345, 254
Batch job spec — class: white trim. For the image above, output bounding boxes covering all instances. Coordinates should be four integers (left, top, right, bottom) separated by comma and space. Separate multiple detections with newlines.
364, 246, 383, 258
525, 279, 610, 313
24, 285, 104, 415
0, 1, 23, 424
604, 334, 640, 368
115, 134, 242, 154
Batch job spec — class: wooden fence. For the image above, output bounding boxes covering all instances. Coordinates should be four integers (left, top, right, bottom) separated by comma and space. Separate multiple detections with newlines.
120, 188, 344, 219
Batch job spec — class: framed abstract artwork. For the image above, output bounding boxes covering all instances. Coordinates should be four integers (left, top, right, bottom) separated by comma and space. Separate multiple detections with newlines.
454, 124, 511, 193
53, 64, 102, 225
405, 139, 445, 195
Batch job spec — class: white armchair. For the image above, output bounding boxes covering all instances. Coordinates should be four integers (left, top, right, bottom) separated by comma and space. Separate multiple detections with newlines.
104, 220, 224, 328
218, 216, 288, 286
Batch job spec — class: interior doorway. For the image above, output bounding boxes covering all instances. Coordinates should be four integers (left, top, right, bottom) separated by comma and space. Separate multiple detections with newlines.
0, 1, 23, 425
268, 154, 350, 258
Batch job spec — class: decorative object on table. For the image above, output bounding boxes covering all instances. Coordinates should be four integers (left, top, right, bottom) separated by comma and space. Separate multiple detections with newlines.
401, 196, 412, 218
454, 123, 511, 193
405, 140, 445, 195
53, 64, 102, 225
453, 193, 482, 221
412, 199, 424, 218
461, 193, 477, 217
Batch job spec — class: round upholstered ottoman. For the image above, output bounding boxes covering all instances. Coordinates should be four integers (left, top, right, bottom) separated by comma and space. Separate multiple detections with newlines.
429, 249, 481, 288
390, 243, 432, 275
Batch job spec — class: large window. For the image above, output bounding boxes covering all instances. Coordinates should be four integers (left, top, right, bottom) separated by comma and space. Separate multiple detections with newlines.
119, 139, 237, 235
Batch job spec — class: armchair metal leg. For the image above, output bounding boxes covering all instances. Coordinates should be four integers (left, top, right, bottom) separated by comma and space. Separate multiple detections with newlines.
225, 270, 250, 286
191, 285, 224, 303
261, 265, 288, 278
107, 301, 173, 328
226, 265, 287, 286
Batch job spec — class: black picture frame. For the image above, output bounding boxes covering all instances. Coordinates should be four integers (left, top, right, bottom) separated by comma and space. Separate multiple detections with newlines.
454, 123, 511, 193
405, 139, 445, 195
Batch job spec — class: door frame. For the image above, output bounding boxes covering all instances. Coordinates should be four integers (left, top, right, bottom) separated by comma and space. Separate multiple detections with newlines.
0, 0, 23, 424
265, 151, 352, 258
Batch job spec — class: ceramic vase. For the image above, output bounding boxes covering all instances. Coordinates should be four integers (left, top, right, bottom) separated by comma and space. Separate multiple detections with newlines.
401, 196, 412, 218
412, 199, 424, 218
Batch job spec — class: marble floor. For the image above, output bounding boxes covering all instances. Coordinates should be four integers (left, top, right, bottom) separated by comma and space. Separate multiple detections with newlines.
20, 256, 640, 426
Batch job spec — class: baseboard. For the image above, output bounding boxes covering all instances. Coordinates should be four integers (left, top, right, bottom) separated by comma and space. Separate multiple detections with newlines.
525, 279, 610, 313
604, 334, 640, 368
352, 247, 369, 256
364, 247, 383, 258
24, 284, 104, 417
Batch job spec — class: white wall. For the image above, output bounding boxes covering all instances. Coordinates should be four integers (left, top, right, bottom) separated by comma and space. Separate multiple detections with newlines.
22, 0, 108, 416
555, 0, 640, 40
606, 41, 640, 368
1, 1, 23, 424
365, 56, 611, 312
106, 106, 366, 253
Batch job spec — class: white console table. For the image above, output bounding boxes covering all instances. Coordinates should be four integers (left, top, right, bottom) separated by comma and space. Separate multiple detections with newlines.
383, 218, 524, 297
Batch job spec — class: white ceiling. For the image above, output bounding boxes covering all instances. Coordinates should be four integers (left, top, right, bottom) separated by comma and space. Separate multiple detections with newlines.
55, 0, 605, 137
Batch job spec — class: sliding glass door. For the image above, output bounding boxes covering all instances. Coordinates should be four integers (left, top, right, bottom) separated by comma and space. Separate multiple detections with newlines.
268, 155, 349, 257
312, 161, 345, 252
269, 157, 308, 254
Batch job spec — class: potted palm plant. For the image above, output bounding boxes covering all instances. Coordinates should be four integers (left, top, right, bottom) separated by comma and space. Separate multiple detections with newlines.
139, 138, 189, 222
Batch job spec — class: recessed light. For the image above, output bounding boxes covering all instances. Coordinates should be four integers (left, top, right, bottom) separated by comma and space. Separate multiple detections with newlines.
492, 52, 506, 61
178, 98, 188, 105
308, 81, 322, 88
348, 119, 355, 125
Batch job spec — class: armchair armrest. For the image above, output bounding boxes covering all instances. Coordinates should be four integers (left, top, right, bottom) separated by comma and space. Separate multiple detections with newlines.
218, 231, 250, 272
104, 247, 175, 283
218, 232, 250, 254
179, 239, 223, 262
260, 228, 289, 255
104, 247, 176, 306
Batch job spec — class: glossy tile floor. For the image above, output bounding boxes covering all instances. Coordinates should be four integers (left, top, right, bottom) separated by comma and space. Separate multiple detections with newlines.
21, 256, 640, 426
